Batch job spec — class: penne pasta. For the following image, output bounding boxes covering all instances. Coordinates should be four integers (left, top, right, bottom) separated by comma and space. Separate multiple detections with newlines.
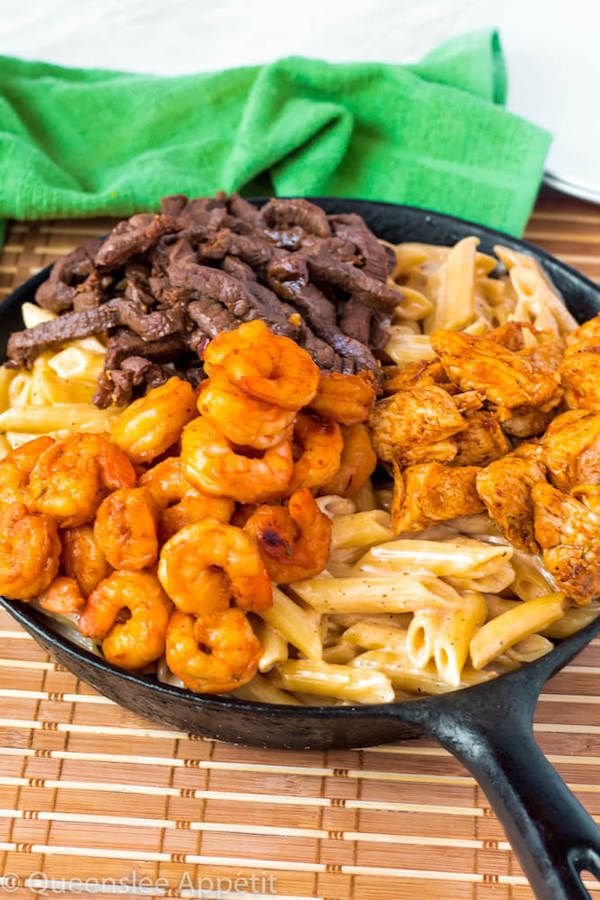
352, 649, 494, 695
322, 642, 360, 665
470, 593, 567, 670
0, 367, 15, 414
315, 495, 356, 520
484, 594, 520, 620
446, 560, 516, 593
391, 243, 434, 276
432, 591, 487, 686
21, 302, 57, 328
328, 613, 412, 631
0, 403, 117, 434
355, 537, 512, 578
291, 573, 462, 614
495, 245, 578, 335
406, 609, 440, 668
331, 510, 394, 551
446, 514, 504, 537
504, 634, 553, 664
273, 659, 394, 705
49, 345, 105, 385
253, 620, 289, 673
510, 550, 557, 602
387, 284, 434, 321
424, 236, 478, 332
384, 330, 435, 366
260, 587, 322, 661
233, 674, 303, 705
543, 602, 600, 639
342, 621, 408, 655
8, 371, 32, 408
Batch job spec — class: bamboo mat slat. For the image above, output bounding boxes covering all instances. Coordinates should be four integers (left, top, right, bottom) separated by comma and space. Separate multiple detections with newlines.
0, 194, 599, 899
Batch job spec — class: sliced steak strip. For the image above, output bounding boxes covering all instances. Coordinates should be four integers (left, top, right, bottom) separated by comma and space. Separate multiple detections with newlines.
260, 198, 331, 237
266, 257, 377, 371
104, 330, 187, 369
227, 193, 261, 226
329, 213, 393, 282
369, 310, 392, 351
339, 296, 372, 344
188, 299, 240, 338
7, 303, 121, 367
267, 254, 337, 326
160, 195, 189, 218
95, 359, 172, 408
221, 254, 257, 281
169, 262, 255, 318
35, 237, 105, 313
110, 298, 189, 341
95, 214, 179, 269
307, 255, 400, 313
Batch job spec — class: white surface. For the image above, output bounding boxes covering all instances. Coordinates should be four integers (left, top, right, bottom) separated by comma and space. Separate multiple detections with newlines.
1, 0, 599, 199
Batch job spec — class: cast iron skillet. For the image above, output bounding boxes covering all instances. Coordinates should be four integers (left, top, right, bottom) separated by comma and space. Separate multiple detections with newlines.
1, 199, 600, 899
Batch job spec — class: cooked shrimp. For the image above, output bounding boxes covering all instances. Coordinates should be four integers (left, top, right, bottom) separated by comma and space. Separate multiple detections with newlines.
111, 376, 196, 463
290, 411, 343, 492
139, 457, 190, 509
139, 456, 233, 541
94, 488, 158, 570
321, 423, 377, 497
0, 436, 54, 505
204, 320, 319, 411
197, 371, 295, 449
62, 525, 109, 597
0, 502, 60, 600
79, 570, 172, 670
38, 576, 85, 614
28, 434, 136, 527
159, 492, 234, 542
202, 319, 263, 369
165, 608, 261, 693
244, 488, 331, 583
158, 519, 272, 615
182, 417, 293, 503
309, 371, 377, 425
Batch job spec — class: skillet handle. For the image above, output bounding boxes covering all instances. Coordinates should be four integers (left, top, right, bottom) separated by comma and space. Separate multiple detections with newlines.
405, 681, 600, 899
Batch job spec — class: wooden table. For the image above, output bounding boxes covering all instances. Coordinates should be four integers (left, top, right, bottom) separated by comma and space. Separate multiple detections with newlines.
0, 191, 599, 899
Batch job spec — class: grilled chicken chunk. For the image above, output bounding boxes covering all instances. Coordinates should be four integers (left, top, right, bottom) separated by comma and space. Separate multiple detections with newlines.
452, 409, 511, 467
476, 447, 547, 553
369, 384, 466, 465
533, 482, 600, 605
431, 329, 560, 412
560, 315, 600, 411
391, 462, 484, 533
540, 409, 600, 491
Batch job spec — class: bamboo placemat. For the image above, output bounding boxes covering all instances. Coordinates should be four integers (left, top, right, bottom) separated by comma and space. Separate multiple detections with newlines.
0, 192, 599, 900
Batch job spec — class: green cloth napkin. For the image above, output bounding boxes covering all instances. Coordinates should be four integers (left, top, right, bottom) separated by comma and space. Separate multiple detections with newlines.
0, 30, 550, 244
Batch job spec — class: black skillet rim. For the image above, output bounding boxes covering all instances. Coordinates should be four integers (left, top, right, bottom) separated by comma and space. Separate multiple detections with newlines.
1, 196, 599, 721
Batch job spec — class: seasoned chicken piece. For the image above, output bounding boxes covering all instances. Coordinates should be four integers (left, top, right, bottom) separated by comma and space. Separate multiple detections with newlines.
476, 449, 547, 552
501, 405, 555, 439
533, 482, 600, 605
489, 320, 533, 351
431, 329, 560, 411
452, 410, 511, 466
369, 385, 466, 465
382, 359, 447, 393
391, 461, 484, 533
560, 315, 600, 410
540, 409, 600, 491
